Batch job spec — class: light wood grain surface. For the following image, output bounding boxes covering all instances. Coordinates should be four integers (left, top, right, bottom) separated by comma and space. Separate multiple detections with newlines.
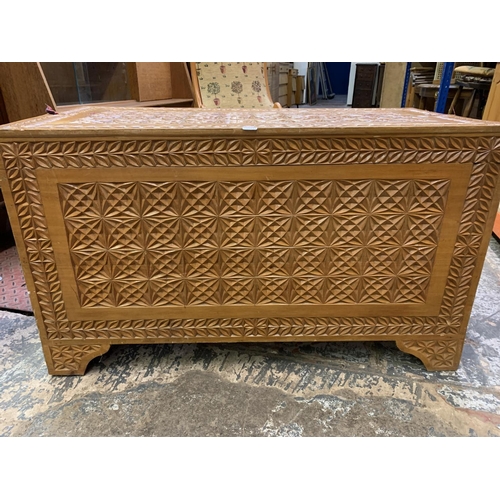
1, 108, 499, 374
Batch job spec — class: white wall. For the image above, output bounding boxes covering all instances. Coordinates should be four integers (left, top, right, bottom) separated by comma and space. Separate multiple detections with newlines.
293, 62, 308, 104
293, 62, 308, 76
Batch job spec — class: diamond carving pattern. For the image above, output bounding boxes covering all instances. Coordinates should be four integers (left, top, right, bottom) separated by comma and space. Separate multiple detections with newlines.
397, 339, 461, 369
58, 178, 449, 308
49, 344, 110, 373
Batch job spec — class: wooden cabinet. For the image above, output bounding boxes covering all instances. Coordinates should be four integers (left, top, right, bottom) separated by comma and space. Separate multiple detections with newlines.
266, 63, 280, 104
1, 107, 500, 374
278, 63, 292, 107
0, 63, 57, 123
0, 62, 194, 115
265, 62, 293, 107
352, 63, 378, 108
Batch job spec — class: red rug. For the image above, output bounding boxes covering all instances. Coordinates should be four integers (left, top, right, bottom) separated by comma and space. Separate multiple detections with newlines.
0, 246, 33, 313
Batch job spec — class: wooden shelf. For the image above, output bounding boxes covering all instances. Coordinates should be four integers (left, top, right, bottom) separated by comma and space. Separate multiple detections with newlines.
59, 98, 193, 112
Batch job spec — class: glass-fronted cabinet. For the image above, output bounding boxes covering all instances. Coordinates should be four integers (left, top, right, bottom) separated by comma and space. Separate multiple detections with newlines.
40, 63, 130, 105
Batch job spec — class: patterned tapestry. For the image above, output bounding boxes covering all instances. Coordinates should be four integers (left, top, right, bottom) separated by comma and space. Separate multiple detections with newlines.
195, 62, 274, 109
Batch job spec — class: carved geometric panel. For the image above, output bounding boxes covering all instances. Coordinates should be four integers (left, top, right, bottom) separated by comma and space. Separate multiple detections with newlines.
58, 178, 450, 308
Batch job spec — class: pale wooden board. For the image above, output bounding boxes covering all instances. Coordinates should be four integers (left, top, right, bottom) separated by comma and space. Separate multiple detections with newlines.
127, 63, 172, 102
0, 62, 56, 122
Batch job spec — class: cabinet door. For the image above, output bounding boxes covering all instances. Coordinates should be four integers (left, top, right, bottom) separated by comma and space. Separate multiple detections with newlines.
352, 64, 378, 108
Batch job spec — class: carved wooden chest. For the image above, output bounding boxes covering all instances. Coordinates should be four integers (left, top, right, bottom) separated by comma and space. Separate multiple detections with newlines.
1, 107, 499, 375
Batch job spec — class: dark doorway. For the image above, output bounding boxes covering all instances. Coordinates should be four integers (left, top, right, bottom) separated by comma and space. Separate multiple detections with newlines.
325, 62, 351, 95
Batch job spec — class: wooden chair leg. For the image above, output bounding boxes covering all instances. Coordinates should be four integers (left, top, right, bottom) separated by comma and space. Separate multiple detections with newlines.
463, 89, 477, 117
417, 94, 425, 109
448, 87, 462, 114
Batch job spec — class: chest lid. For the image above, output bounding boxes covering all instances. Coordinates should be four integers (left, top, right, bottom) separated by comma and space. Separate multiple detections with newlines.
1, 106, 500, 139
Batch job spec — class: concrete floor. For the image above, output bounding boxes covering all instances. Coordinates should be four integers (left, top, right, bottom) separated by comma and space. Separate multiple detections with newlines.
302, 93, 348, 108
1, 236, 500, 437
